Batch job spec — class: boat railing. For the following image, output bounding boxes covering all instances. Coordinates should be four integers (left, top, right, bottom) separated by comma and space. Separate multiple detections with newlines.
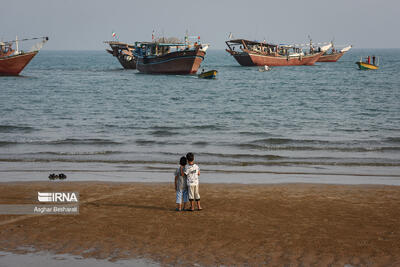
134, 42, 201, 58
1, 36, 48, 57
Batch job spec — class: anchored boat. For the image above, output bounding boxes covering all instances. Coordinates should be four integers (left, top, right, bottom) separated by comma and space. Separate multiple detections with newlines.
225, 39, 327, 67
135, 36, 208, 74
318, 43, 352, 62
356, 56, 379, 70
198, 69, 218, 79
0, 36, 48, 76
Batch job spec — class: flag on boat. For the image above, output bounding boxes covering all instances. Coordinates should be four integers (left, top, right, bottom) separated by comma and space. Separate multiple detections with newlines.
152, 30, 155, 41
112, 32, 116, 38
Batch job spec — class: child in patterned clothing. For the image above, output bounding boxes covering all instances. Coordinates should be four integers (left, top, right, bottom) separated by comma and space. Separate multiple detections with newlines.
182, 152, 202, 211
174, 156, 188, 211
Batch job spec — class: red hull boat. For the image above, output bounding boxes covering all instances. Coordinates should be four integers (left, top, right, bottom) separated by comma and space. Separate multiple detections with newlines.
0, 36, 48, 76
0, 51, 38, 76
226, 39, 323, 66
317, 52, 345, 62
228, 49, 323, 66
317, 44, 352, 62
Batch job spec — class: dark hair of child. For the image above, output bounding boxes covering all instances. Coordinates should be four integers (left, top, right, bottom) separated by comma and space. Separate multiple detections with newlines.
186, 152, 194, 162
180, 156, 187, 166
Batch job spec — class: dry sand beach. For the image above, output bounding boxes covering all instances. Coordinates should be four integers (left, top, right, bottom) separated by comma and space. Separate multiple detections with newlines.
0, 181, 400, 266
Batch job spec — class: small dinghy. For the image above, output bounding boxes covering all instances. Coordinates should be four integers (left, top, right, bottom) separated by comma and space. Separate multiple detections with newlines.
258, 65, 271, 72
198, 69, 218, 79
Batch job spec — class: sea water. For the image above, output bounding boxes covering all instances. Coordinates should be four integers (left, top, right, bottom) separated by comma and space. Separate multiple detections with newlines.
0, 49, 399, 184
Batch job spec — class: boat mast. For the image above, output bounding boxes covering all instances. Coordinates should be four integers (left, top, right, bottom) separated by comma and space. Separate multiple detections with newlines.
15, 36, 19, 55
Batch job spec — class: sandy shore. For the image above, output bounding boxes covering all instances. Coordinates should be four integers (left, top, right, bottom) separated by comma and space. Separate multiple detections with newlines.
0, 181, 399, 266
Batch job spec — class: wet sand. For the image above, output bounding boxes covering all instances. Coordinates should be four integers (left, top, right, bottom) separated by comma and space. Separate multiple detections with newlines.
0, 181, 400, 266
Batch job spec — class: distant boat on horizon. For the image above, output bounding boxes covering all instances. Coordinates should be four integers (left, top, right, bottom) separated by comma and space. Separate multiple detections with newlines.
0, 36, 48, 76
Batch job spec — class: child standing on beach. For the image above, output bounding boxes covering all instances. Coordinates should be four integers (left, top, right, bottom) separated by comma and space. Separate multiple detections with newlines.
175, 156, 189, 211
182, 152, 202, 211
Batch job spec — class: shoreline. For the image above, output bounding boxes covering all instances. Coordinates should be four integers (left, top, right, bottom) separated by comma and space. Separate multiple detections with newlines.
1, 180, 400, 187
1, 181, 400, 266
1, 169, 400, 186
0, 250, 160, 267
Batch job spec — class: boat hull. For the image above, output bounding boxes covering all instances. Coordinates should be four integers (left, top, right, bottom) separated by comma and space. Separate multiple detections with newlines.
228, 50, 323, 66
318, 52, 345, 62
356, 62, 378, 70
136, 49, 205, 74
106, 47, 137, 69
117, 56, 137, 69
0, 51, 38, 76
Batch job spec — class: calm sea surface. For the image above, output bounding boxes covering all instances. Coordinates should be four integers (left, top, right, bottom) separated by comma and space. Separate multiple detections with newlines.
1, 49, 400, 184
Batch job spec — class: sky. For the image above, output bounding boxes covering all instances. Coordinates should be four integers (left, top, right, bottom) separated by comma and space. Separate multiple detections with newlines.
1, 0, 399, 50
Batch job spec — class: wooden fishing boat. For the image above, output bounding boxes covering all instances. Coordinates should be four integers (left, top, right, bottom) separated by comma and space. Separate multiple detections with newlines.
0, 37, 48, 76
318, 44, 352, 62
0, 51, 39, 76
356, 56, 379, 70
225, 39, 326, 67
198, 69, 217, 79
135, 40, 207, 74
104, 41, 137, 69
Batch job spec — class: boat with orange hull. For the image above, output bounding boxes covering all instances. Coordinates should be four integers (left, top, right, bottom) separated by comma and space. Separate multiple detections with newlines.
135, 40, 207, 74
226, 39, 324, 66
0, 36, 48, 76
0, 51, 38, 76
317, 52, 345, 62
228, 49, 323, 66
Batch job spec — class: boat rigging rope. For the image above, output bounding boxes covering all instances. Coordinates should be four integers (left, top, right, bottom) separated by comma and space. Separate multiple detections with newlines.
4, 36, 49, 44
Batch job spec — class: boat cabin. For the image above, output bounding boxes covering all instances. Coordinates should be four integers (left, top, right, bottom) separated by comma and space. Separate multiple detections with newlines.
226, 39, 279, 54
135, 41, 199, 57
0, 42, 14, 57
226, 39, 304, 57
